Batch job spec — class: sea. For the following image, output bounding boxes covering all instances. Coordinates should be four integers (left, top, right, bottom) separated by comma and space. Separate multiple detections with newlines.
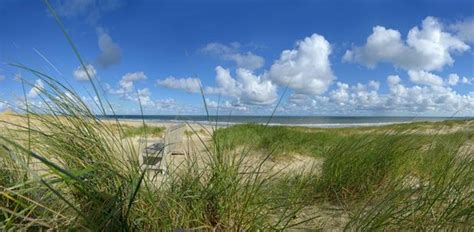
104, 115, 471, 128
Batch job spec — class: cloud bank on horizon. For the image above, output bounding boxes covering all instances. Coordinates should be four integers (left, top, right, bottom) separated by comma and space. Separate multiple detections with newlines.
0, 0, 473, 116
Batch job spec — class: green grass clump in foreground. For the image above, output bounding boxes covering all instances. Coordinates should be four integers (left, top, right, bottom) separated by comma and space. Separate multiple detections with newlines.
347, 132, 473, 230
317, 134, 415, 201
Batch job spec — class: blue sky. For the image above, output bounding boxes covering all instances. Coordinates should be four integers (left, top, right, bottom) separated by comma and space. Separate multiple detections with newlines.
0, 0, 473, 116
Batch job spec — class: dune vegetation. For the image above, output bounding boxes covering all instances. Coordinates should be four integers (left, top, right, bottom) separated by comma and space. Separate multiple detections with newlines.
1, 1, 473, 230
214, 122, 473, 229
2, 106, 472, 230
121, 124, 165, 138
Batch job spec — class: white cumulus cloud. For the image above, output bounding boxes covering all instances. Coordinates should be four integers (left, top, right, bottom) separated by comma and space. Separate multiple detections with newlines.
73, 64, 97, 81
206, 66, 241, 97
408, 70, 444, 86
368, 80, 380, 90
387, 75, 402, 86
129, 88, 154, 107
206, 66, 277, 105
107, 71, 147, 97
343, 17, 470, 71
235, 68, 277, 105
269, 33, 335, 95
447, 73, 460, 86
118, 72, 146, 93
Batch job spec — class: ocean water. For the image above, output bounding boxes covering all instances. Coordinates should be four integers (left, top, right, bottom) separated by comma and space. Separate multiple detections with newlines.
105, 115, 469, 128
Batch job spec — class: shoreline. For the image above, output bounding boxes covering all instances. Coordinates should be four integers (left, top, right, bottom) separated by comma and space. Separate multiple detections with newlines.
100, 114, 473, 129
1, 112, 471, 129
113, 117, 471, 129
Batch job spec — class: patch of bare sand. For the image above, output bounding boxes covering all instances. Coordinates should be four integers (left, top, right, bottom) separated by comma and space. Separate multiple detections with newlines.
256, 153, 323, 176
291, 203, 349, 231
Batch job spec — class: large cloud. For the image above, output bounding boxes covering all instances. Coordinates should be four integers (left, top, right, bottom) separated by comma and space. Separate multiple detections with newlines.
235, 68, 277, 105
343, 17, 470, 71
96, 28, 122, 68
269, 33, 335, 95
206, 66, 277, 105
201, 42, 265, 70
211, 66, 241, 97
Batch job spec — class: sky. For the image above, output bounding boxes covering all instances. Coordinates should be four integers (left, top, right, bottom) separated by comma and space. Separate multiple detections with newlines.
0, 0, 473, 116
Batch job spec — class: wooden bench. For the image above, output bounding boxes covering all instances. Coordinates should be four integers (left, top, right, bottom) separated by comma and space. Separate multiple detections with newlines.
139, 139, 166, 173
